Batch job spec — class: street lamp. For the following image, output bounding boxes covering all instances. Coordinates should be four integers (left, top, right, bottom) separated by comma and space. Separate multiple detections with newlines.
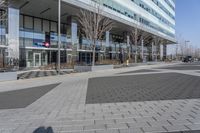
185, 40, 190, 56
185, 40, 190, 44
58, 0, 61, 74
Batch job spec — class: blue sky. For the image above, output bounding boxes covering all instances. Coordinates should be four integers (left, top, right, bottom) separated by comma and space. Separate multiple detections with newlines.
175, 0, 200, 47
168, 0, 200, 54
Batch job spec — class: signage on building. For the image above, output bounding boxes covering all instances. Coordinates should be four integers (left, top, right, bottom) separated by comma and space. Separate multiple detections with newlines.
33, 39, 50, 48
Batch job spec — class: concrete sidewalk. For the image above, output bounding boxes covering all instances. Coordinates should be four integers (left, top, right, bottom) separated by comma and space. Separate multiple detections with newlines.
0, 62, 200, 133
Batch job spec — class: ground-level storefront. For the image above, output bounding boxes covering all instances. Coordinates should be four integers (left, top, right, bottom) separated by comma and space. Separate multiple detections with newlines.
0, 0, 175, 70
19, 47, 74, 68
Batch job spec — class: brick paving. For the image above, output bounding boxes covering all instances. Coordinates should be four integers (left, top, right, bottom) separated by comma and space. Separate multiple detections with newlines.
159, 65, 200, 70
157, 65, 200, 70
0, 63, 200, 133
17, 70, 72, 79
118, 69, 159, 74
0, 83, 60, 109
86, 73, 200, 104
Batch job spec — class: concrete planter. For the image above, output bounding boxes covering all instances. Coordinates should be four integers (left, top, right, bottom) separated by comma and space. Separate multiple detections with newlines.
0, 71, 17, 82
91, 65, 113, 71
74, 65, 114, 72
74, 66, 92, 72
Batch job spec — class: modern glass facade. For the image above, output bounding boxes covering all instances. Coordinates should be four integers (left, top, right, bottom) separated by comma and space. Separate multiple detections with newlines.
0, 0, 175, 69
0, 9, 7, 68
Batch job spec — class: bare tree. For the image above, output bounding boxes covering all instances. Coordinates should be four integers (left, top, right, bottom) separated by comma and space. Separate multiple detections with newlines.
0, 0, 8, 68
129, 25, 145, 63
77, 1, 113, 66
130, 28, 138, 63
175, 34, 181, 60
176, 34, 186, 58
0, 0, 8, 23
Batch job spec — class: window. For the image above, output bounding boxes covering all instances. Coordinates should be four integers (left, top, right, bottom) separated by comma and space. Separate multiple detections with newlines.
24, 16, 33, 29
43, 20, 50, 32
34, 18, 42, 32
20, 15, 23, 28
50, 22, 57, 32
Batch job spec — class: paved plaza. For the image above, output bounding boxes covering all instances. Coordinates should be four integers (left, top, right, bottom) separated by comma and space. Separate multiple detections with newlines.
118, 69, 159, 74
0, 83, 60, 109
1, 62, 200, 133
17, 70, 73, 79
86, 73, 200, 104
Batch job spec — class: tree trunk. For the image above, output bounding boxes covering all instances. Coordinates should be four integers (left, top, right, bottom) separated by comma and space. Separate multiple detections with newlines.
135, 44, 137, 63
129, 43, 132, 60
134, 29, 138, 63
92, 41, 96, 66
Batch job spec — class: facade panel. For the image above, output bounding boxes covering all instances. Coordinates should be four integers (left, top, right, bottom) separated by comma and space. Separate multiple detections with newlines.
0, 0, 176, 69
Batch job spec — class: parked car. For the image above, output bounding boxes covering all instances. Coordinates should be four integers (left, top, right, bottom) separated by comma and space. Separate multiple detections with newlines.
182, 56, 193, 63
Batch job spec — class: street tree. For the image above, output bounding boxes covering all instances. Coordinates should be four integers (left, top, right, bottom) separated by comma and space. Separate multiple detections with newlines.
77, 1, 113, 66
0, 0, 8, 23
129, 25, 145, 63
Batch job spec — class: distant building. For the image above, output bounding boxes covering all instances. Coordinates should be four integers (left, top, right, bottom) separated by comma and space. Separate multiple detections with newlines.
0, 0, 176, 69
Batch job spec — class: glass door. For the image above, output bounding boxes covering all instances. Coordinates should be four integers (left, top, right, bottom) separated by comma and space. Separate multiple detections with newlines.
33, 53, 41, 67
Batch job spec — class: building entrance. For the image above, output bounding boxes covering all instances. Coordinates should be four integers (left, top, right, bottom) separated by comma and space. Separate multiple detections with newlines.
79, 52, 92, 65
33, 53, 41, 67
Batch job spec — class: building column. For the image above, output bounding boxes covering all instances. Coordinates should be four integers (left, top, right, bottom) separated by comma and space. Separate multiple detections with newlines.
106, 31, 111, 60
70, 18, 78, 63
7, 8, 19, 70
106, 31, 110, 46
71, 22, 78, 46
160, 43, 164, 61
155, 45, 157, 62
163, 44, 167, 60
151, 41, 154, 61
141, 37, 144, 62
127, 35, 130, 59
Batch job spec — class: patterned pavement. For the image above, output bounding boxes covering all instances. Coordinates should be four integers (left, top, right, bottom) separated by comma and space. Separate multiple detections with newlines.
156, 64, 200, 70
17, 70, 73, 79
86, 73, 200, 104
0, 62, 200, 133
118, 69, 159, 74
0, 83, 60, 109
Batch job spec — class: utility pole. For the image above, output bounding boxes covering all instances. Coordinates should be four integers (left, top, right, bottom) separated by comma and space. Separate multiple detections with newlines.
57, 0, 61, 74
185, 40, 190, 56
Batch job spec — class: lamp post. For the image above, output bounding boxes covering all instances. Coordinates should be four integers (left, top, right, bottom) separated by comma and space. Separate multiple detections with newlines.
185, 40, 190, 45
185, 40, 190, 56
58, 0, 61, 74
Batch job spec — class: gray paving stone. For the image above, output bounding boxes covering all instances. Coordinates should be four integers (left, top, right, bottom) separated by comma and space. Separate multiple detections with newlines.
165, 125, 190, 132
157, 65, 200, 70
120, 128, 144, 133
95, 129, 119, 133
86, 73, 200, 104
118, 69, 159, 74
1, 63, 200, 133
115, 118, 136, 124
95, 119, 115, 125
186, 124, 200, 130
61, 125, 84, 132
84, 124, 106, 131
106, 123, 128, 130
0, 83, 60, 109
142, 125, 168, 133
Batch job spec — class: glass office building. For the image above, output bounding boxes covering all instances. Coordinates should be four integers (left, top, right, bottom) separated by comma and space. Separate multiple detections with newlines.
0, 0, 175, 69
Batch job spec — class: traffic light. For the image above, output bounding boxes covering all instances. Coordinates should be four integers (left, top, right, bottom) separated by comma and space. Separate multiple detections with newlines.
45, 32, 50, 47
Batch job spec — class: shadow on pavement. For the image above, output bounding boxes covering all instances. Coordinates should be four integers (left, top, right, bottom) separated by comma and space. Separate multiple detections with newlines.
0, 83, 60, 109
33, 127, 54, 133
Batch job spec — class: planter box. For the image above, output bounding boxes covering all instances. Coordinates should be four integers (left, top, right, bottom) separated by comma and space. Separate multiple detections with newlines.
91, 65, 113, 71
0, 71, 17, 82
74, 66, 92, 72
74, 65, 114, 72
